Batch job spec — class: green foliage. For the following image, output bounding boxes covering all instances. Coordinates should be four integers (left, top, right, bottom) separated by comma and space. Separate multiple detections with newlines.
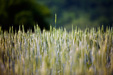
0, 26, 113, 75
0, 0, 51, 31
38, 0, 113, 30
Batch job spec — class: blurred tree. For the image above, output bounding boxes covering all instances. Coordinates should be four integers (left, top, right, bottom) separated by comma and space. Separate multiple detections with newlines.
0, 0, 51, 31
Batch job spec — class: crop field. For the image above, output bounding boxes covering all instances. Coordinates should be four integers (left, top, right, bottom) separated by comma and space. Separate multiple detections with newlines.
0, 26, 113, 75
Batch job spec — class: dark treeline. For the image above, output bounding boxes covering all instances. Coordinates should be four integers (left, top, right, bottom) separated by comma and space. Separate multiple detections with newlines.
0, 0, 113, 31
0, 0, 51, 32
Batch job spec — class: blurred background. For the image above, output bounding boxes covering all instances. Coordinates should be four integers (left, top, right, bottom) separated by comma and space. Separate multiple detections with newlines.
0, 0, 51, 31
38, 0, 113, 31
0, 0, 113, 31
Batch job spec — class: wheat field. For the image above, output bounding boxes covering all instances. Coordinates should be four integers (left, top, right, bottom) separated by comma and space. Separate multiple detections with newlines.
0, 26, 113, 75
